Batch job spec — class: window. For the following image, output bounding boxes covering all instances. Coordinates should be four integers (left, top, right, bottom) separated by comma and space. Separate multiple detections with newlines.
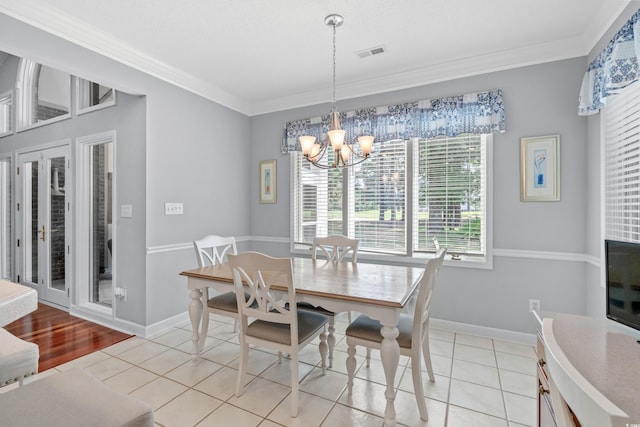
16, 59, 70, 130
0, 91, 12, 137
292, 135, 491, 263
76, 78, 115, 114
604, 81, 640, 242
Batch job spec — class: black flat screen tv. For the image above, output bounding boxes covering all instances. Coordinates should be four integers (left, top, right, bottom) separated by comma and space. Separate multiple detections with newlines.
605, 239, 640, 331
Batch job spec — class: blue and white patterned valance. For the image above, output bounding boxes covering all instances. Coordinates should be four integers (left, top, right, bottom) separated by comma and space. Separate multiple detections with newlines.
282, 89, 505, 153
578, 9, 640, 116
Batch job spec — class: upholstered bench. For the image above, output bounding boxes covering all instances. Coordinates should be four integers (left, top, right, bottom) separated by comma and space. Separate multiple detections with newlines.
0, 327, 39, 387
0, 368, 154, 426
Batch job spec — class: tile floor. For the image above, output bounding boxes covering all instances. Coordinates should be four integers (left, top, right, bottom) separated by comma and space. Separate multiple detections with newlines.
3, 313, 538, 426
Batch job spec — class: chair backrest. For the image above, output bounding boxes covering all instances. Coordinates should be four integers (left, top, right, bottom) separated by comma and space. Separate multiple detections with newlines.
412, 248, 446, 345
193, 235, 237, 267
228, 251, 297, 335
312, 235, 359, 264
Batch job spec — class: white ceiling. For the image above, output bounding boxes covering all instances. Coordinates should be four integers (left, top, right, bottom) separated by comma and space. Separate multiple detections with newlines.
0, 0, 632, 115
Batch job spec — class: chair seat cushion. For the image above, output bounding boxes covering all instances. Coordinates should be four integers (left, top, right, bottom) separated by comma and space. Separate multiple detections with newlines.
207, 292, 253, 313
345, 314, 413, 349
247, 310, 329, 345
0, 368, 153, 426
0, 328, 39, 386
295, 301, 335, 316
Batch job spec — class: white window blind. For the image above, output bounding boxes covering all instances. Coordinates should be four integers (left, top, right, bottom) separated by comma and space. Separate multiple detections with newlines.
292, 134, 489, 259
351, 139, 406, 254
604, 81, 640, 242
413, 135, 486, 255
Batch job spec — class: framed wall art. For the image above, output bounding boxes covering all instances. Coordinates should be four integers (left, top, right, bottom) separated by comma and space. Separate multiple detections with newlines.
259, 159, 277, 204
520, 135, 560, 201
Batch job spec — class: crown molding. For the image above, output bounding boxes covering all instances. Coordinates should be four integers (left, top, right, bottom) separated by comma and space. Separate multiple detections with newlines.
0, 0, 251, 114
0, 0, 613, 117
250, 35, 587, 115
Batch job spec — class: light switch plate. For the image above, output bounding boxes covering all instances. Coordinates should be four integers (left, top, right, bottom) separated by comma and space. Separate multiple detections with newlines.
165, 202, 184, 215
121, 204, 133, 218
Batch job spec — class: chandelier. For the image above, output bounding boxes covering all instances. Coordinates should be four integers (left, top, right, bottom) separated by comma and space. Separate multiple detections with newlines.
299, 14, 374, 169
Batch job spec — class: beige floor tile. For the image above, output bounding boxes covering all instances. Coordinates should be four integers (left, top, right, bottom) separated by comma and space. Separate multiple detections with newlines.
154, 388, 222, 426
337, 377, 388, 418
299, 367, 348, 401
395, 390, 447, 427
499, 369, 537, 398
428, 353, 453, 377
267, 390, 334, 427
447, 405, 508, 427
259, 358, 315, 387
321, 403, 384, 427
129, 376, 188, 410
103, 365, 158, 394
456, 333, 494, 350
227, 348, 279, 375
495, 352, 536, 376
503, 391, 536, 426
398, 371, 450, 403
429, 328, 455, 342
454, 343, 497, 367
85, 356, 133, 380
194, 366, 248, 401
428, 338, 455, 358
449, 378, 505, 418
165, 357, 223, 387
117, 341, 169, 365
39, 323, 542, 427
200, 340, 240, 365
55, 350, 111, 370
493, 340, 536, 358
197, 403, 263, 427
353, 357, 405, 388
149, 328, 193, 347
143, 348, 192, 375
101, 336, 146, 355
452, 359, 500, 389
228, 377, 291, 417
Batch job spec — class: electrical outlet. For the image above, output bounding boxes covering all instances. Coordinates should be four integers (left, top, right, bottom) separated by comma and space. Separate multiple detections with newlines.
529, 299, 540, 313
114, 287, 127, 302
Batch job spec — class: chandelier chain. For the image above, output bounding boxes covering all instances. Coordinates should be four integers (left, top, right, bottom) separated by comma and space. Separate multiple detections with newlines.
332, 21, 337, 111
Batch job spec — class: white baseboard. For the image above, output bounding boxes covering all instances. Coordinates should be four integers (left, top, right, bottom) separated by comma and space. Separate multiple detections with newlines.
430, 317, 536, 346
143, 311, 191, 338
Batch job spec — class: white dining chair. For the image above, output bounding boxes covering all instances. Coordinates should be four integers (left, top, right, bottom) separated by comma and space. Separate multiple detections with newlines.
344, 248, 446, 421
228, 251, 329, 417
299, 234, 359, 368
193, 235, 240, 335
312, 235, 358, 264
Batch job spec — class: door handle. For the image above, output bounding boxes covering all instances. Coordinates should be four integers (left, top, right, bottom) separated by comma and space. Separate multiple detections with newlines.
38, 225, 46, 242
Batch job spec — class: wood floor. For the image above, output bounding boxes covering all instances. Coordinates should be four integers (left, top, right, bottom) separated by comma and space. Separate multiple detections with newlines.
4, 303, 133, 372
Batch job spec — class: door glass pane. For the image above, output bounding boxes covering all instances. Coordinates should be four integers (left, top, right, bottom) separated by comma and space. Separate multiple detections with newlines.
91, 143, 113, 306
0, 158, 12, 279
50, 157, 66, 292
25, 161, 38, 283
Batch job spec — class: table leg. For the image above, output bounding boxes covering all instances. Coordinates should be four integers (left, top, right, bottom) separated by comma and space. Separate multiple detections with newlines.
380, 322, 400, 427
199, 290, 209, 353
188, 288, 203, 358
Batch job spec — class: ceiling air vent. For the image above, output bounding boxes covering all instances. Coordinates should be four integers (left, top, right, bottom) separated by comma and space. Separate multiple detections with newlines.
356, 46, 385, 59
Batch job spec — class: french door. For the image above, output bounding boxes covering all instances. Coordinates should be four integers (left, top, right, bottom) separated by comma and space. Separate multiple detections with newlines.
17, 145, 71, 308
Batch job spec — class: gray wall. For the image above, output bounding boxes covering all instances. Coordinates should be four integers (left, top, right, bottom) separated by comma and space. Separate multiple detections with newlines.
584, 2, 640, 323
250, 57, 589, 334
0, 13, 251, 329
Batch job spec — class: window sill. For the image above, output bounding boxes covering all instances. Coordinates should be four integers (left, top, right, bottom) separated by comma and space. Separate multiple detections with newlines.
290, 248, 493, 270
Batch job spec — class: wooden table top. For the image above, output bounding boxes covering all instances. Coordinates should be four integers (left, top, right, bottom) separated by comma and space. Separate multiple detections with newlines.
180, 257, 425, 308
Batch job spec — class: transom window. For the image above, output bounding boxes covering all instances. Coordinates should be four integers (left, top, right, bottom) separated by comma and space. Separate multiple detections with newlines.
291, 135, 491, 262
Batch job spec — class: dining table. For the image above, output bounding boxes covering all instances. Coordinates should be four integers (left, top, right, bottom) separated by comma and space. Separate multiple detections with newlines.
180, 256, 425, 426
